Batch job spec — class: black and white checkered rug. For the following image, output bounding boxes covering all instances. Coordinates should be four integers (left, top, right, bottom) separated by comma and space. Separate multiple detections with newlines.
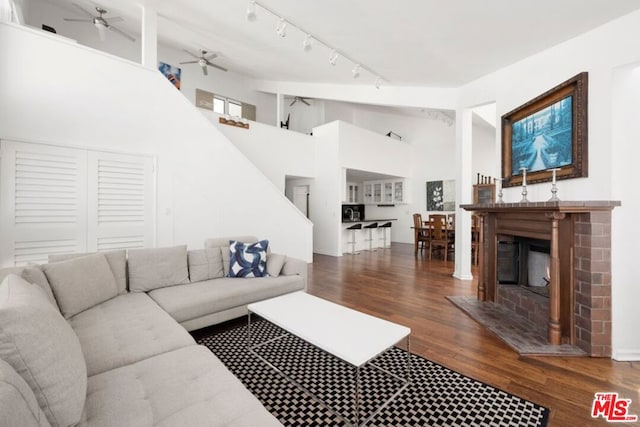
197, 320, 549, 426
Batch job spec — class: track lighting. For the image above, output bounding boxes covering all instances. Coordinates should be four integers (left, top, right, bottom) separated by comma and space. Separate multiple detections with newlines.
276, 17, 287, 37
245, 1, 385, 87
329, 49, 338, 66
302, 34, 312, 52
352, 64, 361, 79
246, 1, 257, 21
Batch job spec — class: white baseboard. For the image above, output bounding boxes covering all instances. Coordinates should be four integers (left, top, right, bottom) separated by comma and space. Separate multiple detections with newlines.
453, 271, 473, 281
612, 349, 640, 361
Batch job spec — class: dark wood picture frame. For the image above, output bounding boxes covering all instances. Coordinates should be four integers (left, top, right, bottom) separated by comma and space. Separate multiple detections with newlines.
501, 72, 588, 187
473, 183, 495, 204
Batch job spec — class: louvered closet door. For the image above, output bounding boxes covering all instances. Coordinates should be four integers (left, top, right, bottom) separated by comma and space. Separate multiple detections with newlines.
87, 151, 155, 252
0, 141, 88, 267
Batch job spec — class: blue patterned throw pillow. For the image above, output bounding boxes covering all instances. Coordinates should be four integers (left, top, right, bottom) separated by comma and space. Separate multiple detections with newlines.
228, 240, 269, 278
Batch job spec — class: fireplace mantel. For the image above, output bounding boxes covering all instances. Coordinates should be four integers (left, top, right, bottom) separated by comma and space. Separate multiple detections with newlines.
461, 200, 620, 357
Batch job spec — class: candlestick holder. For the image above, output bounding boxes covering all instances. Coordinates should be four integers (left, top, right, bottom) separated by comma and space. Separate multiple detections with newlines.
548, 168, 560, 201
520, 167, 528, 202
495, 178, 504, 203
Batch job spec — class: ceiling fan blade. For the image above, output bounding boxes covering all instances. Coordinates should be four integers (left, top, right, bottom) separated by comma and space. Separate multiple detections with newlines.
204, 53, 217, 61
179, 60, 198, 64
108, 25, 136, 42
96, 24, 107, 41
71, 2, 95, 18
206, 61, 227, 72
201, 65, 208, 76
183, 49, 200, 60
63, 18, 92, 22
107, 16, 124, 23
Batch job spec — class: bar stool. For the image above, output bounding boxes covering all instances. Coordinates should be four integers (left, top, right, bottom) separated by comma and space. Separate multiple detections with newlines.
363, 222, 378, 251
345, 223, 362, 255
379, 222, 392, 249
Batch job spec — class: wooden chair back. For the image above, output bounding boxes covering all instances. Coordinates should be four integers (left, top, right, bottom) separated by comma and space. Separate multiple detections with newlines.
413, 213, 424, 230
429, 214, 447, 240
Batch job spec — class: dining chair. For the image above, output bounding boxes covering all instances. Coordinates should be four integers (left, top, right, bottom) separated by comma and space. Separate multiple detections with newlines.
412, 213, 429, 256
428, 214, 454, 261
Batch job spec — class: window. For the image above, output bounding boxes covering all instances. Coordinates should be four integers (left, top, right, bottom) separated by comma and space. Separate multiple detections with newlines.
199, 91, 255, 120
228, 99, 242, 117
213, 96, 225, 114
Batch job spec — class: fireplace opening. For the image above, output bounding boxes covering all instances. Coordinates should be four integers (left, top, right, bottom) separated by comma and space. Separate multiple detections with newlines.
497, 237, 551, 297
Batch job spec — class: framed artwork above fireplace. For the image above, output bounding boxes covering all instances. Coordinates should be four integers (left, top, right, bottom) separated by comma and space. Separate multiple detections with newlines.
501, 72, 588, 188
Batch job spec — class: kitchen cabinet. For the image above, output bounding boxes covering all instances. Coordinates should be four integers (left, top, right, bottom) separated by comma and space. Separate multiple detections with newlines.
373, 183, 382, 203
363, 179, 406, 204
394, 181, 404, 203
346, 182, 360, 203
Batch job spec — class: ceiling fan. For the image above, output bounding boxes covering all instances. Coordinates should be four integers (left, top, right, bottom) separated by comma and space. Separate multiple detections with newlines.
290, 96, 311, 106
180, 50, 228, 76
63, 3, 135, 42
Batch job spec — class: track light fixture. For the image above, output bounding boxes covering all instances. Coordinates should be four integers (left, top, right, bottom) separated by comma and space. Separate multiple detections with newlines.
246, 0, 257, 21
329, 49, 338, 66
246, 1, 385, 87
302, 34, 312, 52
352, 64, 361, 79
276, 17, 287, 37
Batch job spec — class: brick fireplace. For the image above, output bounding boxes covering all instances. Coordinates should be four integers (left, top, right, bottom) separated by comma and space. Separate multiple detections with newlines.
462, 201, 619, 357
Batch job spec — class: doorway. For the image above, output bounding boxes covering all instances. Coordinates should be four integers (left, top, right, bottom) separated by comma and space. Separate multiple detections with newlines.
292, 185, 309, 218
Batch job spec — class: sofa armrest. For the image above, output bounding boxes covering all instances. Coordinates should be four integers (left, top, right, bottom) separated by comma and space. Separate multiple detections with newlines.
281, 256, 308, 290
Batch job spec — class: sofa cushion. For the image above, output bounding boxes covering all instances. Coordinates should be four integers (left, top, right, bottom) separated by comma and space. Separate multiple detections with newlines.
0, 274, 86, 427
49, 250, 127, 295
228, 240, 269, 278
266, 253, 287, 277
128, 245, 189, 292
148, 275, 305, 323
43, 253, 119, 319
21, 265, 58, 307
77, 345, 281, 427
0, 358, 51, 427
0, 265, 58, 309
69, 292, 195, 377
188, 248, 224, 282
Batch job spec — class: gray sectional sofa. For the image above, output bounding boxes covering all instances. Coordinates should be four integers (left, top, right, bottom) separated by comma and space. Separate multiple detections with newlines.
0, 236, 307, 427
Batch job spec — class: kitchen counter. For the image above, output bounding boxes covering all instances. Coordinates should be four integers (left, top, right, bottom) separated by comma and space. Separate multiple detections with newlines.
342, 218, 397, 223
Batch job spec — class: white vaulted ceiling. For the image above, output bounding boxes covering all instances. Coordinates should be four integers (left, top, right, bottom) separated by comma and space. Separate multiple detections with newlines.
39, 0, 640, 87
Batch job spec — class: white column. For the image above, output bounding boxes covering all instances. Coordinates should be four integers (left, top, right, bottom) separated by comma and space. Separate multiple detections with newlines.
453, 108, 473, 280
140, 6, 157, 69
276, 93, 284, 127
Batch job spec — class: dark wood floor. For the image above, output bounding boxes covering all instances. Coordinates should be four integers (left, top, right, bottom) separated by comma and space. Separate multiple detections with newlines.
307, 243, 640, 427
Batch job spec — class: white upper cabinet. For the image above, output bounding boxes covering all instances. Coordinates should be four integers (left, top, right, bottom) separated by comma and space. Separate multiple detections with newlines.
363, 179, 406, 204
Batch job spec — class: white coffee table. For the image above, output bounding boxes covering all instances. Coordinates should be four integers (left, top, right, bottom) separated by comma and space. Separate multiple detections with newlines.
247, 291, 411, 426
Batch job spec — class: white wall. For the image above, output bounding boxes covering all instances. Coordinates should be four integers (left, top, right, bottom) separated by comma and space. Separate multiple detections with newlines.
472, 123, 498, 181
205, 110, 315, 192
309, 122, 341, 256
22, 0, 277, 125
283, 97, 324, 135
459, 9, 640, 360
0, 23, 312, 262
611, 65, 640, 361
